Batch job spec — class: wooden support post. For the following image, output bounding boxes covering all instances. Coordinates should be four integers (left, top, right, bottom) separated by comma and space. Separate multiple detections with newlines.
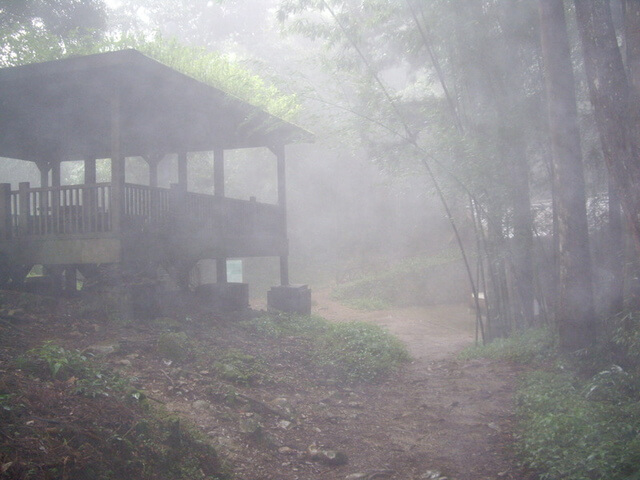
217, 259, 227, 283
38, 163, 50, 188
64, 266, 77, 293
273, 145, 289, 286
18, 182, 30, 237
149, 161, 158, 188
83, 158, 97, 233
214, 148, 227, 282
110, 91, 123, 234
143, 153, 163, 188
51, 162, 61, 187
50, 160, 61, 232
178, 151, 188, 191
85, 157, 97, 184
0, 183, 11, 240
214, 148, 225, 197
49, 265, 64, 296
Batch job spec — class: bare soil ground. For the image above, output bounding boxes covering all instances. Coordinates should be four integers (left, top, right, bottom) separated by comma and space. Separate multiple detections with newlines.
0, 289, 534, 480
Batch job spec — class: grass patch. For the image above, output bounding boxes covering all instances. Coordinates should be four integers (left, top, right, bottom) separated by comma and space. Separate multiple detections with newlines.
16, 341, 133, 399
331, 250, 463, 309
339, 296, 391, 311
213, 349, 266, 385
7, 341, 230, 479
313, 321, 411, 382
465, 316, 640, 480
458, 327, 556, 364
240, 314, 410, 384
516, 370, 640, 480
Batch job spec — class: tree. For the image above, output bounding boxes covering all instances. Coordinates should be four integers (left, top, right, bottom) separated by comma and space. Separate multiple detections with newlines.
538, 0, 595, 350
0, 0, 107, 66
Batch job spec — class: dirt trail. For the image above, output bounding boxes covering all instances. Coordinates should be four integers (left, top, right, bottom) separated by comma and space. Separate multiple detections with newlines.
304, 290, 530, 480
312, 290, 477, 360
0, 290, 531, 480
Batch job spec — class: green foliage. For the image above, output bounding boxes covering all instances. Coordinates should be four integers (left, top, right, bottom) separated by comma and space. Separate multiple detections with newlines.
458, 327, 557, 364
19, 340, 91, 379
331, 250, 463, 308
609, 310, 640, 361
313, 321, 410, 383
516, 370, 640, 480
213, 349, 266, 386
465, 317, 640, 480
241, 313, 410, 384
3, 30, 301, 121
339, 296, 391, 311
157, 332, 192, 362
240, 312, 329, 338
16, 341, 137, 400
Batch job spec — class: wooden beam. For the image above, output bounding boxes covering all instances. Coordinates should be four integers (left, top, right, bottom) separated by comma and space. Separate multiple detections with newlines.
37, 162, 50, 188
0, 183, 11, 240
272, 145, 289, 286
85, 157, 97, 184
216, 258, 227, 283
18, 182, 30, 237
110, 91, 123, 234
214, 148, 225, 197
143, 153, 164, 188
178, 151, 188, 191
51, 161, 61, 187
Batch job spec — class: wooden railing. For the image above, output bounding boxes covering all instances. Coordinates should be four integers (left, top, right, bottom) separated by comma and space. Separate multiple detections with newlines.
123, 183, 171, 230
0, 182, 283, 244
0, 183, 112, 238
181, 191, 283, 239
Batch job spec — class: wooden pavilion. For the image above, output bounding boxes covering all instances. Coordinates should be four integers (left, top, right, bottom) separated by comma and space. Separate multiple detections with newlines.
0, 49, 313, 309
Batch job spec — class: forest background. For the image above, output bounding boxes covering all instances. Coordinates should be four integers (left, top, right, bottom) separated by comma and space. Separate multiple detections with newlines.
2, 0, 640, 351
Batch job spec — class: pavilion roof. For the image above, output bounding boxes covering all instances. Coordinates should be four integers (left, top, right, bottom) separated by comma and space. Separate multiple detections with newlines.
0, 49, 313, 163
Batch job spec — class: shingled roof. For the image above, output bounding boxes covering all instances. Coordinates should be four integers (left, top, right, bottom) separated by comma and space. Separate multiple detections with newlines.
0, 49, 313, 162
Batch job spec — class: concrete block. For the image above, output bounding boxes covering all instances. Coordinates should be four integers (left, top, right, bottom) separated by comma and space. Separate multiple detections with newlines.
196, 282, 249, 312
268, 284, 312, 315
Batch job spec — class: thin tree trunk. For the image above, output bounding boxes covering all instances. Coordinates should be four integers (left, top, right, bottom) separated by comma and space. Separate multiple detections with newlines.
608, 178, 624, 314
538, 0, 596, 351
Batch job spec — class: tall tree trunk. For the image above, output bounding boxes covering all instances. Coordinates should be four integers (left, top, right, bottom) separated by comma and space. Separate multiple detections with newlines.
574, 0, 640, 259
608, 178, 624, 314
538, 0, 596, 351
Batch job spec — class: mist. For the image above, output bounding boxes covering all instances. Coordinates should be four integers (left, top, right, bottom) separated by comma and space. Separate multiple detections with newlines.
2, 1, 640, 479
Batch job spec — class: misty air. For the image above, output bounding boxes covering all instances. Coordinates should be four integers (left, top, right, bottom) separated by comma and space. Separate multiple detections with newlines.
0, 1, 638, 479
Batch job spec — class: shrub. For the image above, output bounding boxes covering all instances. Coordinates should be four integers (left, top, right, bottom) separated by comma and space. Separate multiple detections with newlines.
213, 350, 265, 385
458, 326, 557, 364
16, 341, 135, 399
241, 314, 410, 384
157, 332, 192, 361
331, 250, 463, 309
516, 370, 640, 480
314, 322, 410, 383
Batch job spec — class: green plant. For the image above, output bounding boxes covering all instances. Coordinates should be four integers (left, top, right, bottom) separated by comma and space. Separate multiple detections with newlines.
240, 313, 329, 338
458, 326, 557, 364
213, 350, 265, 385
16, 341, 137, 400
157, 332, 192, 362
331, 250, 465, 309
314, 321, 411, 383
19, 341, 90, 379
241, 313, 410, 384
516, 370, 640, 480
342, 296, 391, 311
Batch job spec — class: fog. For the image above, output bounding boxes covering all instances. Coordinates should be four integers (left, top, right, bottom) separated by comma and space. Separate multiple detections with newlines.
0, 0, 635, 336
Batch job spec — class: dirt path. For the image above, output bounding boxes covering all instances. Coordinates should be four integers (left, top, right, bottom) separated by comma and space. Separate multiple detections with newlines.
305, 290, 530, 480
312, 290, 477, 360
0, 290, 531, 480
